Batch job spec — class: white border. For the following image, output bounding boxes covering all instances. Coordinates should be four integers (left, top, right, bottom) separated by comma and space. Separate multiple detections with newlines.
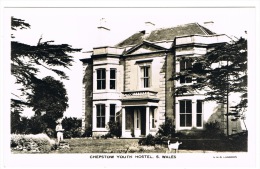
1, 1, 259, 169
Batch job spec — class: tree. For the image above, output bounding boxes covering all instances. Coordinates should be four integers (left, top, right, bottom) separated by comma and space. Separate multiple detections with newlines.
27, 76, 68, 128
173, 38, 247, 134
174, 38, 247, 108
11, 16, 81, 107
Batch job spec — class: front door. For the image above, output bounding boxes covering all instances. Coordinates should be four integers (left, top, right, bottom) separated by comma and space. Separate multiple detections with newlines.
140, 107, 146, 136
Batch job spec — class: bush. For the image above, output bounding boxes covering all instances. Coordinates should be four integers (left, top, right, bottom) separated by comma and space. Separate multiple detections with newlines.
157, 118, 175, 137
139, 134, 155, 146
11, 133, 53, 153
203, 121, 225, 138
106, 121, 121, 138
82, 127, 92, 137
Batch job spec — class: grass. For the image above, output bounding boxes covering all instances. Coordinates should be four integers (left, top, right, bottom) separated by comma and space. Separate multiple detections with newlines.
52, 138, 167, 153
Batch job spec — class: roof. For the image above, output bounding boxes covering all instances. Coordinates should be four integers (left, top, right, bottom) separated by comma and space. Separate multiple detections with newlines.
115, 23, 215, 47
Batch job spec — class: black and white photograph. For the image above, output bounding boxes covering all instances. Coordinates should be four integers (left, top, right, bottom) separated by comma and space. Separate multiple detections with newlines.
0, 1, 259, 168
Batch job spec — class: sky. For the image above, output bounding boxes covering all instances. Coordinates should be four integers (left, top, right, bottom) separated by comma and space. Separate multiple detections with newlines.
3, 7, 256, 118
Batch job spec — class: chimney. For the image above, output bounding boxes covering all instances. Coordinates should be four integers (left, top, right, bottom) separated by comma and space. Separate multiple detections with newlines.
203, 21, 214, 32
144, 21, 155, 35
97, 18, 110, 46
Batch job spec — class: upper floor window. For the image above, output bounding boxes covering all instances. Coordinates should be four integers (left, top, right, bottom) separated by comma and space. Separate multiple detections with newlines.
110, 69, 116, 90
180, 60, 192, 84
141, 66, 150, 88
97, 69, 106, 90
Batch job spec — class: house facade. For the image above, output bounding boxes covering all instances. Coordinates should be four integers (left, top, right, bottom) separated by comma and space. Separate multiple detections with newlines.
80, 22, 242, 138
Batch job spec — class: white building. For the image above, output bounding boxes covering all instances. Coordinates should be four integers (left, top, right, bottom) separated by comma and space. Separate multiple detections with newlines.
80, 22, 243, 138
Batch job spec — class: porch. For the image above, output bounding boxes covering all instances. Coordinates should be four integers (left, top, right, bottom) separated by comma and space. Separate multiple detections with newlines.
121, 90, 160, 138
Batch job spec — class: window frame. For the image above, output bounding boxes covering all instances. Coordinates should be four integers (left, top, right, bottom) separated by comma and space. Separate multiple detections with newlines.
110, 68, 116, 90
140, 65, 151, 88
179, 100, 192, 127
96, 104, 106, 128
109, 104, 116, 122
196, 100, 203, 127
179, 59, 192, 84
96, 68, 106, 90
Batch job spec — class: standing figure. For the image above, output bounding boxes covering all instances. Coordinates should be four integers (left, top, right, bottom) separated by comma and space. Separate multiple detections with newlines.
56, 120, 64, 144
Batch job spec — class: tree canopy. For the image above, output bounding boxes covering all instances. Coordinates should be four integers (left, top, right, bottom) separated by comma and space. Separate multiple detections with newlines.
173, 37, 247, 113
11, 16, 81, 103
11, 16, 81, 129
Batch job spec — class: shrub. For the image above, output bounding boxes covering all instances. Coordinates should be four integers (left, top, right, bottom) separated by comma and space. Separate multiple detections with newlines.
11, 133, 52, 153
139, 134, 155, 146
63, 131, 73, 139
203, 121, 225, 138
82, 127, 92, 137
157, 118, 175, 137
106, 121, 121, 138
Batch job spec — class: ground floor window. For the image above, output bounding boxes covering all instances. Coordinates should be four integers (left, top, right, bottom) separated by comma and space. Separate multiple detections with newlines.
179, 99, 204, 128
179, 100, 192, 127
110, 104, 116, 122
196, 100, 203, 127
96, 104, 105, 128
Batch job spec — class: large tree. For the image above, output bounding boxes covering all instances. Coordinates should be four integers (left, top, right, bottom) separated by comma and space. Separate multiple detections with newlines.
11, 17, 81, 115
173, 37, 247, 123
27, 76, 68, 123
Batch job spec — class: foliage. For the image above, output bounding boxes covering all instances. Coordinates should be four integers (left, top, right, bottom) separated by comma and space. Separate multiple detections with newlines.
62, 117, 82, 131
138, 134, 156, 146
156, 118, 175, 137
11, 133, 53, 153
173, 38, 247, 113
82, 127, 92, 137
203, 121, 225, 138
106, 120, 122, 138
27, 76, 68, 123
11, 16, 81, 119
62, 117, 82, 138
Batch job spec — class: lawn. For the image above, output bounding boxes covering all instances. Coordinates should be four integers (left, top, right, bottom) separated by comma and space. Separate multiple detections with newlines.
52, 138, 166, 153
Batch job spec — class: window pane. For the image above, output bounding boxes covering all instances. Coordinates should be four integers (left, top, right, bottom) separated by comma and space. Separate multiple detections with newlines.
180, 101, 185, 113
180, 114, 185, 126
186, 114, 192, 126
97, 80, 101, 89
186, 100, 192, 113
180, 76, 185, 84
145, 67, 149, 77
110, 80, 115, 89
197, 100, 202, 113
97, 118, 101, 127
144, 78, 149, 88
101, 80, 106, 89
101, 117, 105, 127
102, 69, 106, 78
101, 104, 105, 116
110, 69, 116, 79
197, 114, 202, 127
96, 105, 100, 116
97, 69, 101, 79
180, 60, 185, 71
110, 104, 115, 122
